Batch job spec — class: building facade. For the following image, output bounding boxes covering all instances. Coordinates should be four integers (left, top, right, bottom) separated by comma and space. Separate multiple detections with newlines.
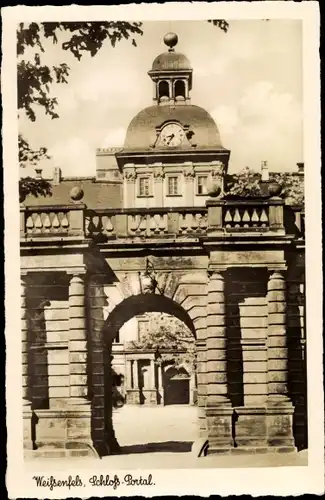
20, 33, 306, 458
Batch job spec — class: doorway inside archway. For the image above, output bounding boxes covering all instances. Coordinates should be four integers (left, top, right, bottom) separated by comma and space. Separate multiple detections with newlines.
164, 366, 190, 405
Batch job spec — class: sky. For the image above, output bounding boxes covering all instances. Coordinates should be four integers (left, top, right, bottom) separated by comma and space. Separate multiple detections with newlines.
18, 19, 303, 177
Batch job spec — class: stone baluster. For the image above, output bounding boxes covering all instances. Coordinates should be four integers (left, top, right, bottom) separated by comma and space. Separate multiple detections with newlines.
21, 275, 33, 450
68, 273, 89, 406
205, 268, 233, 452
266, 269, 295, 450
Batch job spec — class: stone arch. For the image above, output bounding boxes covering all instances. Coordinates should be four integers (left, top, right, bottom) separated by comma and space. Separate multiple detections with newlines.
103, 292, 196, 341
91, 290, 200, 456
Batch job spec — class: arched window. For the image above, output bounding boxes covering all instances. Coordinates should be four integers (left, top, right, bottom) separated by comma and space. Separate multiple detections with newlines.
174, 80, 186, 99
158, 80, 169, 100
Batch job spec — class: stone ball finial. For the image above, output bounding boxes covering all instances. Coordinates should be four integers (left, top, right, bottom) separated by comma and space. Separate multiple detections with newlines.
164, 32, 178, 51
268, 182, 282, 197
208, 184, 222, 198
70, 186, 84, 201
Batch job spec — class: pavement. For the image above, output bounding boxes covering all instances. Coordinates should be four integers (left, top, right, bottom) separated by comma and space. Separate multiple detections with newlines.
105, 405, 308, 469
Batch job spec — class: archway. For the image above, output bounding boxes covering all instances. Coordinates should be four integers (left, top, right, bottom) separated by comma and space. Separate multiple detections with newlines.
100, 293, 198, 455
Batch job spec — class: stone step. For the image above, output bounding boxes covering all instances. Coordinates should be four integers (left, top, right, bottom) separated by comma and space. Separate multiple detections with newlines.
25, 448, 92, 459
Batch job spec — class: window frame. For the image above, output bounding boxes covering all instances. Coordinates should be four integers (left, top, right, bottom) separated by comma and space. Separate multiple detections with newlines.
196, 174, 209, 196
166, 174, 182, 197
137, 175, 152, 198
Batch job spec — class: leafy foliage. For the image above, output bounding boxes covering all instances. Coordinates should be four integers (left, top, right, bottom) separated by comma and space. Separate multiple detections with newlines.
269, 172, 304, 206
127, 322, 196, 373
207, 20, 229, 33
19, 177, 52, 203
19, 133, 49, 166
226, 167, 263, 197
225, 167, 304, 206
17, 22, 143, 122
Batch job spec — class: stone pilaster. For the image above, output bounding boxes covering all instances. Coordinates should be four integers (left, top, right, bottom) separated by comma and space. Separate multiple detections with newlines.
88, 274, 120, 456
21, 275, 33, 450
67, 273, 97, 455
123, 166, 136, 208
158, 364, 164, 404
196, 340, 207, 436
183, 164, 195, 206
205, 269, 233, 453
153, 165, 164, 207
68, 274, 89, 406
126, 359, 133, 389
266, 270, 295, 451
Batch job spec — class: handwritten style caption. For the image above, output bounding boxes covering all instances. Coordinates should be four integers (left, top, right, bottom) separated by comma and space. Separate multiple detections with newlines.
33, 474, 155, 491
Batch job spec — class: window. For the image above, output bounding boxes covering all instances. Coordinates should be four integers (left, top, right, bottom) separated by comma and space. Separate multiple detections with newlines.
197, 175, 208, 195
158, 80, 169, 99
167, 176, 179, 196
138, 176, 151, 197
174, 80, 186, 99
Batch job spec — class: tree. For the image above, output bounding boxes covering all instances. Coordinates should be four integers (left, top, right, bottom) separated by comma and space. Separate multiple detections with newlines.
17, 21, 228, 198
225, 167, 304, 206
127, 322, 196, 373
226, 167, 263, 198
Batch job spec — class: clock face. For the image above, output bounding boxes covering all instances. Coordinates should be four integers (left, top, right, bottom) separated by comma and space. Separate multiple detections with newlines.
160, 123, 185, 147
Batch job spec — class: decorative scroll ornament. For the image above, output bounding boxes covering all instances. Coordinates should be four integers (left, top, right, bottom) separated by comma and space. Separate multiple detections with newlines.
123, 168, 137, 181
183, 166, 195, 178
153, 167, 165, 179
211, 161, 225, 178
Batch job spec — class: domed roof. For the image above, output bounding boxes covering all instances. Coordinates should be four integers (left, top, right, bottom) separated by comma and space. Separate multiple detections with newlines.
123, 105, 225, 151
151, 51, 191, 72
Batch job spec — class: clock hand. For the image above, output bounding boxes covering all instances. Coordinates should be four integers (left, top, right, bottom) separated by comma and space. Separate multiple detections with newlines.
166, 133, 175, 144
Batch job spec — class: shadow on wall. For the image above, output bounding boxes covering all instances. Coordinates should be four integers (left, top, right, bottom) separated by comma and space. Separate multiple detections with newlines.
287, 277, 307, 451
225, 267, 268, 407
121, 441, 193, 455
26, 272, 70, 411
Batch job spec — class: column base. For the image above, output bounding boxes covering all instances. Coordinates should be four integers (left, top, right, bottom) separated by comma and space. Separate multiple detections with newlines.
141, 389, 157, 405
233, 406, 268, 449
126, 389, 140, 405
205, 405, 234, 454
25, 406, 100, 458
266, 399, 296, 451
23, 403, 33, 450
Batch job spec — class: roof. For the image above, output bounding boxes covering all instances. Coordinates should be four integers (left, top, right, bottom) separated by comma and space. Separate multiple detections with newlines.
123, 104, 225, 152
151, 51, 192, 72
23, 178, 122, 209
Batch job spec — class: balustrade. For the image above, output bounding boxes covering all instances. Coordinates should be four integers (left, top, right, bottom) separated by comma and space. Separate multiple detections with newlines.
21, 200, 302, 241
223, 202, 269, 230
26, 209, 70, 234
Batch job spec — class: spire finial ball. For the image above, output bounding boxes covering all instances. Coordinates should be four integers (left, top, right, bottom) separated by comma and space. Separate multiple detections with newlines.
164, 32, 178, 51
